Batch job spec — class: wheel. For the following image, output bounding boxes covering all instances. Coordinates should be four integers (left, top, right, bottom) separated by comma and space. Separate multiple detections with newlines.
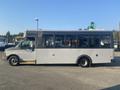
78, 57, 91, 67
8, 56, 19, 66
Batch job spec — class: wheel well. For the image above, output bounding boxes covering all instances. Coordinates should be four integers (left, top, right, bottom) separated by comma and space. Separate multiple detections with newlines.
7, 54, 19, 61
77, 55, 92, 64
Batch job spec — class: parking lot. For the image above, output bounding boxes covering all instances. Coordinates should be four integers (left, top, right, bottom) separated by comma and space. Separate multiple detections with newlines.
0, 52, 120, 90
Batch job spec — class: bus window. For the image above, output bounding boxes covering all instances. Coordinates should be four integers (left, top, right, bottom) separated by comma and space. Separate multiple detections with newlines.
89, 36, 100, 48
64, 35, 77, 48
55, 35, 64, 48
77, 36, 89, 48
89, 35, 111, 48
100, 36, 111, 48
20, 40, 34, 49
43, 35, 54, 48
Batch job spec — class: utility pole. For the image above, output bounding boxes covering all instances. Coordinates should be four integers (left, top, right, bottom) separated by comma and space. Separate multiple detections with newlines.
34, 18, 39, 48
117, 22, 120, 49
118, 22, 120, 49
35, 18, 39, 31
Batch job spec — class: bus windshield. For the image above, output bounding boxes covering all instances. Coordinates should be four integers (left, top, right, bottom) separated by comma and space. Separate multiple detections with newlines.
16, 40, 34, 49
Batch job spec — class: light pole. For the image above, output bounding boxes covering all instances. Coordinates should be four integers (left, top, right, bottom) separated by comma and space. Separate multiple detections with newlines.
35, 18, 39, 31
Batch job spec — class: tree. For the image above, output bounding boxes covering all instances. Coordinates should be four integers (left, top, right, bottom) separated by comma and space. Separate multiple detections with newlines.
87, 22, 96, 30
6, 31, 10, 37
6, 31, 11, 43
18, 32, 24, 36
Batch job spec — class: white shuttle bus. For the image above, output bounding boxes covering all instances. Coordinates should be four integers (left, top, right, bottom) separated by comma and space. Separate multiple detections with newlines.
5, 30, 114, 67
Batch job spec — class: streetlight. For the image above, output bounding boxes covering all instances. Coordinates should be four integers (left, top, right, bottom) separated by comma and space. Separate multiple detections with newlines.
34, 18, 39, 47
35, 18, 39, 31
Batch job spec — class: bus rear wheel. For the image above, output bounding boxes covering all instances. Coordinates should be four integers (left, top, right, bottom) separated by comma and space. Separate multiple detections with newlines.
78, 57, 91, 67
8, 56, 19, 66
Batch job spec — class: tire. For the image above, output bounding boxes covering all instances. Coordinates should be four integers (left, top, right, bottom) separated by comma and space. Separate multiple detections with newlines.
78, 57, 91, 67
8, 56, 19, 66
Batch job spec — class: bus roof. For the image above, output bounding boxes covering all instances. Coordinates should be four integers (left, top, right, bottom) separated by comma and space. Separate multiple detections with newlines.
26, 30, 113, 33
25, 30, 113, 38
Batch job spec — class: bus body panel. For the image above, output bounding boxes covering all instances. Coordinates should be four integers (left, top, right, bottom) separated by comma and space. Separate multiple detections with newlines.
36, 49, 113, 64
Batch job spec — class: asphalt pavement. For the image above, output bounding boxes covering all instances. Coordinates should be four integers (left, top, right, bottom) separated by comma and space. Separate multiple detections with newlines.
0, 58, 120, 90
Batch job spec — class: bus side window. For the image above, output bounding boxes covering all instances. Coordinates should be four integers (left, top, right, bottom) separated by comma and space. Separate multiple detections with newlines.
55, 35, 64, 48
64, 35, 77, 48
64, 40, 71, 47
77, 36, 89, 48
100, 36, 111, 48
43, 35, 54, 48
89, 36, 101, 48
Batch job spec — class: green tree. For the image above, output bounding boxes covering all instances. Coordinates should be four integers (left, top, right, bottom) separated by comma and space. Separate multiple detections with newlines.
87, 22, 96, 30
18, 32, 24, 36
6, 31, 11, 43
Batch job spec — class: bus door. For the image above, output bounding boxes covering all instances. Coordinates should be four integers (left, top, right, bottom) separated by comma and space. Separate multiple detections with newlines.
18, 40, 36, 61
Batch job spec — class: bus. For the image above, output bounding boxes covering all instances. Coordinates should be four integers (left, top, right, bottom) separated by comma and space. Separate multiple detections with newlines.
5, 30, 114, 67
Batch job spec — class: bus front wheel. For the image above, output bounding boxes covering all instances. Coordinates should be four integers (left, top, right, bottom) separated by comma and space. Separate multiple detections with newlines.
8, 56, 19, 66
77, 57, 91, 67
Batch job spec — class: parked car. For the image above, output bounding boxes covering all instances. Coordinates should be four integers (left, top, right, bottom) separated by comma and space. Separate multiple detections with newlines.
0, 42, 6, 51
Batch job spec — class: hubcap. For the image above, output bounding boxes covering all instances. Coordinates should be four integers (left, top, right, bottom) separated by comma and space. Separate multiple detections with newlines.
11, 57, 17, 65
81, 59, 88, 66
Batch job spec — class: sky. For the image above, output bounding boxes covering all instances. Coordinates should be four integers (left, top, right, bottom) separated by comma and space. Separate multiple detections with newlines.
0, 0, 120, 35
